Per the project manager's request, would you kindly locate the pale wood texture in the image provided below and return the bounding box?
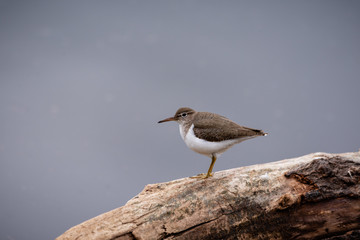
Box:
[57,151,360,240]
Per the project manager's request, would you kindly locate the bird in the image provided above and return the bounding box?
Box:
[158,107,267,178]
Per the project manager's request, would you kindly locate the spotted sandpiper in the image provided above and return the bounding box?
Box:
[158,107,267,179]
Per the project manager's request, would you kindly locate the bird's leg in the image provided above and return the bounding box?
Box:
[205,154,217,178]
[191,154,217,179]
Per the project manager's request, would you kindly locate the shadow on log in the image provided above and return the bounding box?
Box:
[57,151,360,240]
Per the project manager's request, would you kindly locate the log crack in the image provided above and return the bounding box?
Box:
[285,156,360,202]
[163,217,220,239]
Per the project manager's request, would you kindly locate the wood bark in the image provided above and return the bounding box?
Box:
[57,151,360,240]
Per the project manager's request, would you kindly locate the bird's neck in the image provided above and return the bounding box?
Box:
[179,121,193,140]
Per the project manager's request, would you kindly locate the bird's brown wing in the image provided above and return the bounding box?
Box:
[193,112,265,142]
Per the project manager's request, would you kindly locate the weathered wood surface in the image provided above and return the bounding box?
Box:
[57,151,360,240]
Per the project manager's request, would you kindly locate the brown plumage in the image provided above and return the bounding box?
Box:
[192,111,266,142]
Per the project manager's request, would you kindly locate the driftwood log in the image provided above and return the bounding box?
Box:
[57,151,360,240]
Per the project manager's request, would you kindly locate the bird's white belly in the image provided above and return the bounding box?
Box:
[179,124,239,157]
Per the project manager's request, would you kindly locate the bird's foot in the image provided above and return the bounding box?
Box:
[190,173,213,179]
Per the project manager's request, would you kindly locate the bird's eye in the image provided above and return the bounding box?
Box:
[181,113,187,117]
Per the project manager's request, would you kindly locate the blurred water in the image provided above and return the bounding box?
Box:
[0,1,360,239]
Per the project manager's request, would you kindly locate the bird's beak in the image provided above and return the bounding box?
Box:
[158,117,176,123]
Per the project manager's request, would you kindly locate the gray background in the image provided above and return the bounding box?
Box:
[1,1,359,239]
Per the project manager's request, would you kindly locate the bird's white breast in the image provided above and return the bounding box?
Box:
[179,124,240,157]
